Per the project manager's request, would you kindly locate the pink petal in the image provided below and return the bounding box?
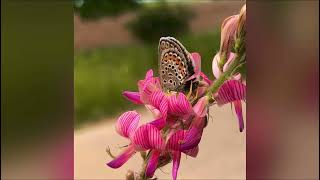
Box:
[168,93,193,117]
[122,91,143,104]
[180,127,202,151]
[200,72,212,85]
[183,146,199,158]
[190,52,201,75]
[212,53,222,79]
[149,91,168,125]
[149,118,166,130]
[145,69,154,79]
[215,80,246,105]
[233,73,242,81]
[222,52,236,72]
[116,111,140,138]
[234,100,244,132]
[166,130,185,151]
[181,117,205,151]
[130,125,150,150]
[193,96,209,117]
[131,124,164,150]
[106,145,136,168]
[172,151,181,180]
[145,150,160,178]
[138,77,161,103]
[147,124,165,150]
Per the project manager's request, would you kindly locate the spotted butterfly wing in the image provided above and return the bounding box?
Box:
[158,37,196,92]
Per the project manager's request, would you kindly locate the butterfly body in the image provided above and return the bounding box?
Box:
[158,37,196,92]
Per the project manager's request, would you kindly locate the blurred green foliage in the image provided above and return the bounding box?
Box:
[127,4,194,43]
[74,31,220,126]
[74,0,140,20]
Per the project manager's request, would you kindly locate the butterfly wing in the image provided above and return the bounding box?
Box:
[158,37,195,92]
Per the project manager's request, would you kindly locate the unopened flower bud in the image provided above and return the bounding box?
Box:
[237,4,246,39]
[220,15,239,58]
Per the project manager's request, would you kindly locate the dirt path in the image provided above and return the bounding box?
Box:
[75,105,246,179]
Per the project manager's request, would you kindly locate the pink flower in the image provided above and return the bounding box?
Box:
[215,80,246,132]
[109,52,214,179]
[107,111,165,169]
[122,69,206,130]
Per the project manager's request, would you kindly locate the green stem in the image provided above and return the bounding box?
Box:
[205,54,246,98]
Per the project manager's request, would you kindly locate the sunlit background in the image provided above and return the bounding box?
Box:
[74,0,246,179]
[74,0,244,126]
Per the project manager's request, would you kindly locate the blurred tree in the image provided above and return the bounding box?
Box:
[127,3,195,43]
[74,0,140,20]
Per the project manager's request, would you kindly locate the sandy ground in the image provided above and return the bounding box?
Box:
[75,104,246,180]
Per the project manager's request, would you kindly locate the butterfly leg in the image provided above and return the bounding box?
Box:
[186,81,193,99]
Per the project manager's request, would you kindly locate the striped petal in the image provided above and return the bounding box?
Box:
[147,124,165,150]
[234,100,244,132]
[122,91,143,105]
[215,80,246,105]
[166,130,186,151]
[168,93,193,117]
[149,91,168,128]
[172,151,181,180]
[106,145,136,169]
[131,124,165,151]
[145,150,161,178]
[115,111,140,138]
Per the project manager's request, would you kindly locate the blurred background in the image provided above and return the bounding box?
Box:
[74,0,244,126]
[74,0,246,179]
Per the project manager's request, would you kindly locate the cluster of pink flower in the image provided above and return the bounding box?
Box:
[107,4,246,180]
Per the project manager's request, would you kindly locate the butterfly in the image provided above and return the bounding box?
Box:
[158,37,198,92]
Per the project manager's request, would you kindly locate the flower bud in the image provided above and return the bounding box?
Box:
[237,4,246,39]
[220,15,239,58]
